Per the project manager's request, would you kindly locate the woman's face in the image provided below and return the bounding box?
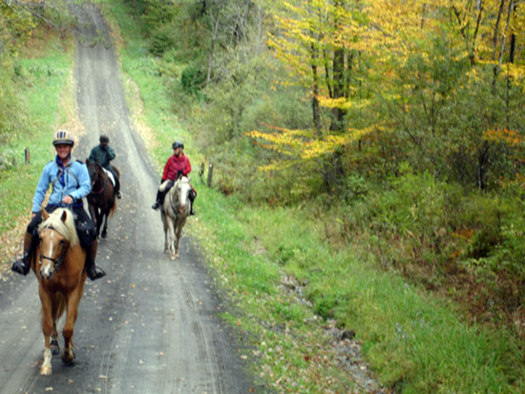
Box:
[55,144,72,161]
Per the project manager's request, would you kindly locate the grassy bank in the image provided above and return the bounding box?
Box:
[103,1,525,393]
[0,28,75,266]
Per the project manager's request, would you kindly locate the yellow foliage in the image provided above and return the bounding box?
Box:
[483,128,525,147]
[247,123,379,170]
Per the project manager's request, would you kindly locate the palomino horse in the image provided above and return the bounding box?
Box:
[86,159,118,238]
[160,174,192,260]
[30,208,90,375]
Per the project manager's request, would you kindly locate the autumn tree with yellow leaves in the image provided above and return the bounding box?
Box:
[250,0,524,190]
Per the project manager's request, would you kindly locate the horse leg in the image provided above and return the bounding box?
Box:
[101,212,108,239]
[168,218,177,260]
[38,287,54,375]
[50,319,60,355]
[97,209,104,238]
[61,291,82,366]
[88,204,97,236]
[175,223,182,258]
[161,213,169,254]
[175,217,187,258]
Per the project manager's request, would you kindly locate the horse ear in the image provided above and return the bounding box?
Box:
[42,208,50,221]
[60,210,68,223]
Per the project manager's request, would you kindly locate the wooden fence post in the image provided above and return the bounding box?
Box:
[207,163,214,188]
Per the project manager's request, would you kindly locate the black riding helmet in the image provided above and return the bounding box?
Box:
[100,135,110,143]
[172,141,184,149]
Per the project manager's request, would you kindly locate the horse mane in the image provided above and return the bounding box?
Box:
[38,208,80,246]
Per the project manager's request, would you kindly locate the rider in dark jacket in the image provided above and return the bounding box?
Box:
[88,135,121,199]
[11,130,106,281]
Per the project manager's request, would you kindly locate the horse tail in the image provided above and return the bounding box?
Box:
[109,199,117,216]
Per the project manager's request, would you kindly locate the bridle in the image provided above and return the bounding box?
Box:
[38,227,69,270]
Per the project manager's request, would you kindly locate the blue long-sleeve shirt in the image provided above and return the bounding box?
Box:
[32,155,92,213]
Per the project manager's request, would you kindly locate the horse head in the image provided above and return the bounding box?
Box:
[86,159,102,191]
[37,209,78,280]
[174,175,192,214]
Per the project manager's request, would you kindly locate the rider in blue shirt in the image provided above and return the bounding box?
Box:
[11,130,106,281]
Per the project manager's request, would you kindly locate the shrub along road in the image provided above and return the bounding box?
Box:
[0,4,255,393]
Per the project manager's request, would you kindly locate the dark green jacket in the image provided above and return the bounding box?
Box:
[88,145,115,169]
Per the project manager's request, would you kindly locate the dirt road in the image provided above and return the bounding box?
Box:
[0,4,256,393]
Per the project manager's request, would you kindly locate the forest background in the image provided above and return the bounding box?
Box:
[1,0,524,392]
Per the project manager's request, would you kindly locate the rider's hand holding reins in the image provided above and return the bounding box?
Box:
[62,195,73,205]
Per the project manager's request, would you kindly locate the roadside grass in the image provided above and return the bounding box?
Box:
[196,196,524,392]
[101,2,525,392]
[0,32,74,237]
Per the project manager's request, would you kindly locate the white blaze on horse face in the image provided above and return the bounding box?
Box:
[178,182,191,211]
[40,232,54,277]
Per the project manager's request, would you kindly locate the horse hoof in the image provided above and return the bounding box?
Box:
[50,340,60,355]
[170,255,176,261]
[101,232,107,239]
[40,366,52,375]
[61,349,75,366]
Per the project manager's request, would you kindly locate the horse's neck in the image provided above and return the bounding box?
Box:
[94,171,106,189]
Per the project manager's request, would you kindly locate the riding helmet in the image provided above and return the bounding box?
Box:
[52,130,75,146]
[100,135,110,143]
[172,141,184,149]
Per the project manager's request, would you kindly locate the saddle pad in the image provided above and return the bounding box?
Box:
[102,168,116,187]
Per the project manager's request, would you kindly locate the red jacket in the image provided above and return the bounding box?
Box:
[162,154,191,181]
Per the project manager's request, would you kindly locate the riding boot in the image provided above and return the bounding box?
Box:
[152,189,166,210]
[12,232,38,276]
[115,178,122,199]
[189,190,196,216]
[85,246,106,281]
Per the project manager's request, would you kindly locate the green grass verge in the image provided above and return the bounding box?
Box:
[0,36,73,234]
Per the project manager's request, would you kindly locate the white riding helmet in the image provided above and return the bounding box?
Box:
[53,130,75,146]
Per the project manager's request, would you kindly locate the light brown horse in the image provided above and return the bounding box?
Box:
[30,208,90,375]
[160,174,192,260]
[86,159,118,238]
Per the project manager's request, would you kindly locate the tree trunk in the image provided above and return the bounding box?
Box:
[492,0,506,61]
[206,0,223,88]
[310,42,322,138]
[330,47,347,133]
[493,0,515,83]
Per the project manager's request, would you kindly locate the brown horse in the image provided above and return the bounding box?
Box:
[86,159,118,238]
[29,208,90,375]
[160,174,192,260]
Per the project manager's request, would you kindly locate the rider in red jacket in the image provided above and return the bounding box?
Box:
[152,141,196,214]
